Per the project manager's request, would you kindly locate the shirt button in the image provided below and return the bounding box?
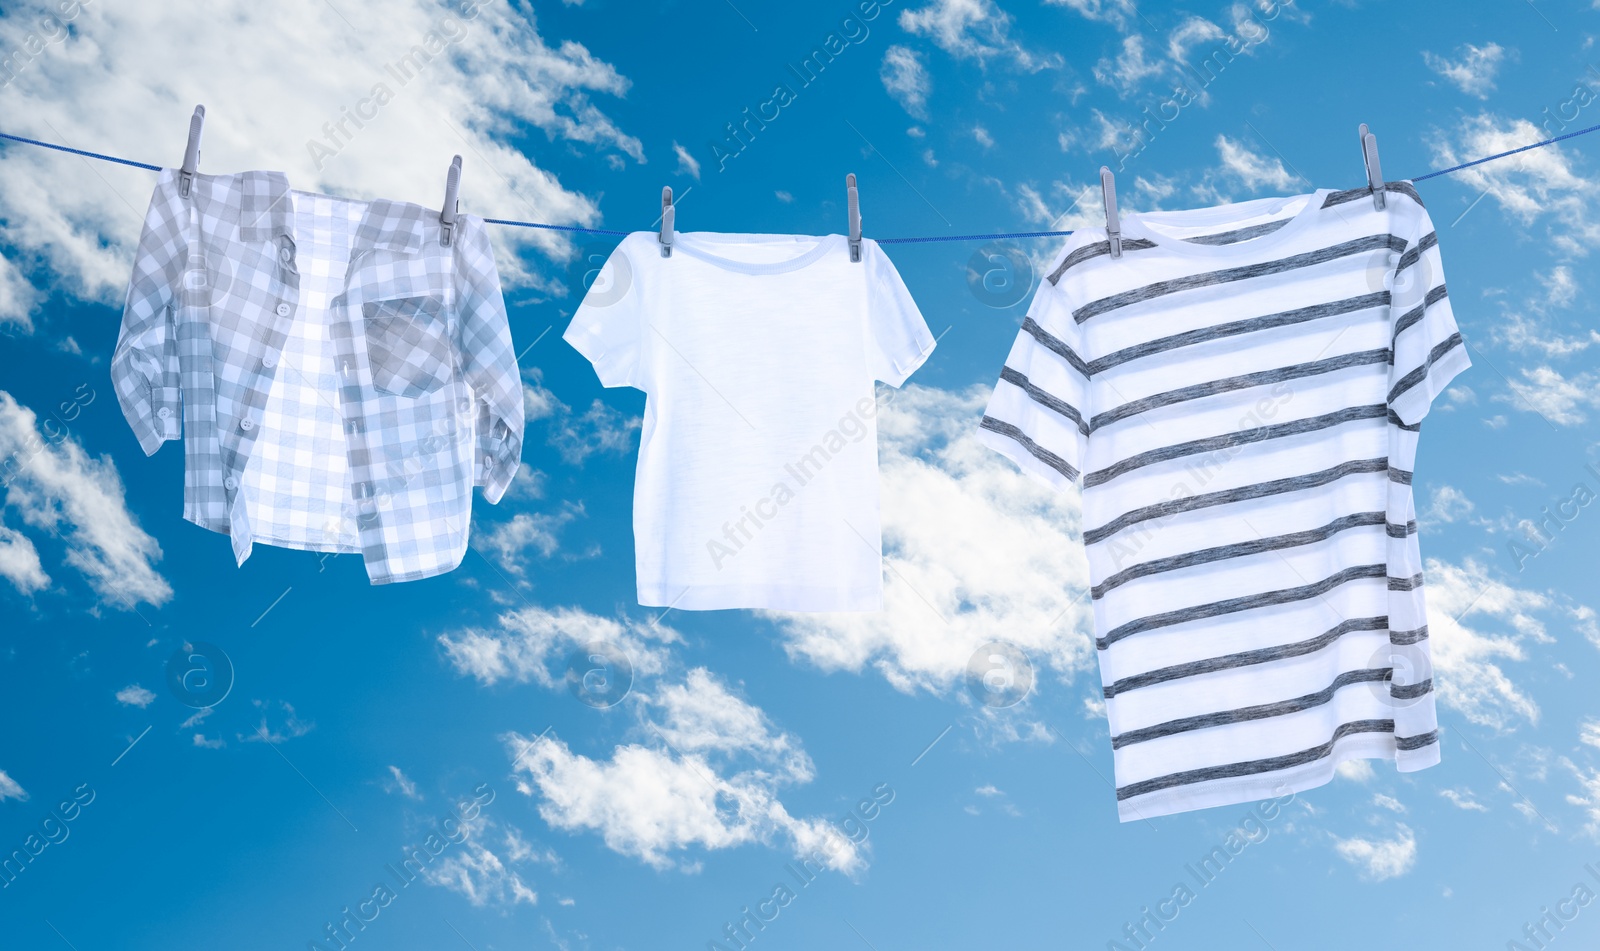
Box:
[224,476,238,490]
[275,302,291,317]
[262,354,277,369]
[483,455,493,468]
[240,418,255,432]
[279,247,293,263]
[156,407,172,420]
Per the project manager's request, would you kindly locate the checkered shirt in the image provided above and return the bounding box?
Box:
[111,168,523,584]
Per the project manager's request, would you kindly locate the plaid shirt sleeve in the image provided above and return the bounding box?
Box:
[112,173,188,455]
[455,215,523,503]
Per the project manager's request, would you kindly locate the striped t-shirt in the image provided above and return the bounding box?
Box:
[979,183,1469,821]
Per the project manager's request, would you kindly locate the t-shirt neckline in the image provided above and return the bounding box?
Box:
[669,232,845,274]
[1120,188,1332,259]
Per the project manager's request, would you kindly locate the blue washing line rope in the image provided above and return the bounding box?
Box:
[6,120,1600,243]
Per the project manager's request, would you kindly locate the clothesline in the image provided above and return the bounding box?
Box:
[4,119,1599,244]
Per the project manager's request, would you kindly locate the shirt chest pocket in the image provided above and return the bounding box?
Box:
[362,295,454,398]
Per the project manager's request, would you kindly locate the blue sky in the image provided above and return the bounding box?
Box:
[2,0,1600,948]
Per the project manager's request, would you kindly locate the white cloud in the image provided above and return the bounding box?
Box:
[1428,113,1600,255]
[1493,267,1598,357]
[1092,34,1164,94]
[1439,787,1489,812]
[1497,365,1600,426]
[0,254,38,333]
[1423,485,1475,527]
[672,141,701,181]
[647,668,814,783]
[898,0,1057,71]
[1334,825,1417,880]
[1582,719,1600,749]
[0,391,171,610]
[525,376,640,464]
[503,731,860,874]
[1373,793,1406,813]
[880,45,930,120]
[477,504,584,576]
[1563,757,1600,838]
[1423,557,1551,729]
[423,814,539,908]
[495,658,862,874]
[0,1,643,330]
[115,684,156,708]
[1044,0,1135,30]
[1165,15,1226,64]
[0,523,48,595]
[1214,134,1298,192]
[767,384,1094,698]
[1422,43,1506,99]
[386,765,422,800]
[972,125,995,149]
[438,604,678,690]
[0,769,26,802]
[240,700,315,744]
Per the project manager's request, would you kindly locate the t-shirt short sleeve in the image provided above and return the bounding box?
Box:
[864,240,936,387]
[978,245,1092,492]
[564,234,645,389]
[1388,194,1470,426]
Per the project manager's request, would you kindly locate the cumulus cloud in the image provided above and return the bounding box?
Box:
[1497,365,1600,426]
[767,384,1094,699]
[1423,558,1552,730]
[1044,0,1135,30]
[0,523,49,595]
[524,375,640,464]
[476,504,584,576]
[502,676,859,875]
[1422,42,1507,99]
[0,0,643,329]
[1422,485,1475,528]
[1428,113,1600,255]
[1092,34,1165,94]
[1333,825,1417,880]
[438,604,679,690]
[880,45,930,119]
[0,391,170,610]
[898,0,1058,71]
[115,684,156,708]
[1214,134,1299,192]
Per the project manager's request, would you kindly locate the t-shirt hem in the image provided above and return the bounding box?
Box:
[974,425,1076,494]
[878,334,937,388]
[1115,730,1440,822]
[1392,342,1471,426]
[639,582,884,613]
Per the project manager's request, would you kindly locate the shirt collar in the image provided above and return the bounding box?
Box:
[217,172,427,254]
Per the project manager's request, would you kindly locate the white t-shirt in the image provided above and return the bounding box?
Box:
[565,232,935,611]
[979,183,1468,820]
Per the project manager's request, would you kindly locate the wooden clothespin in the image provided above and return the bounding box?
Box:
[846,173,862,262]
[440,155,462,247]
[1359,123,1385,211]
[659,186,674,257]
[1101,166,1121,258]
[178,105,205,199]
